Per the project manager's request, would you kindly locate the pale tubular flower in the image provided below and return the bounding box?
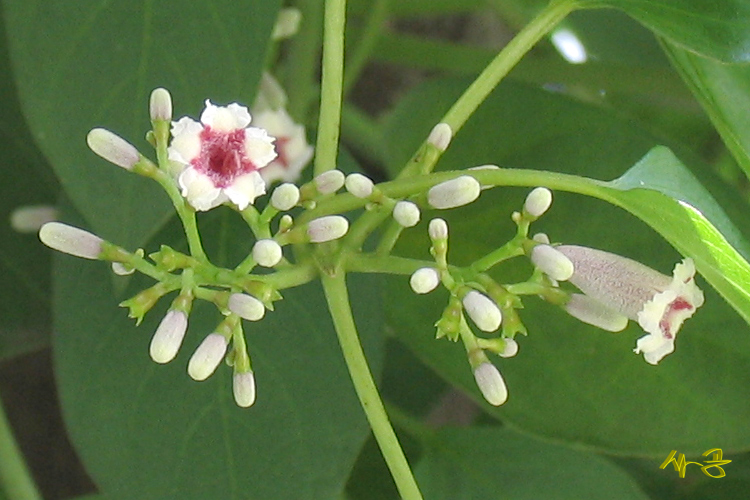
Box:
[462,290,502,332]
[564,293,628,332]
[556,245,704,364]
[393,201,420,228]
[410,267,440,294]
[11,205,58,233]
[270,183,300,211]
[168,100,277,211]
[314,169,345,195]
[307,215,349,243]
[252,239,283,267]
[345,173,374,199]
[233,370,257,407]
[531,244,574,281]
[524,187,552,218]
[473,362,508,406]
[188,333,229,381]
[87,128,140,170]
[150,310,189,364]
[427,123,452,152]
[253,108,314,184]
[149,88,172,121]
[228,293,265,321]
[39,222,103,259]
[428,176,481,209]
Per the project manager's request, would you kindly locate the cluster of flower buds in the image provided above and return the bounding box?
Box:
[407,184,705,407]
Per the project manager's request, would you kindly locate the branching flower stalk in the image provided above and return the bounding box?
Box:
[32,2,707,500]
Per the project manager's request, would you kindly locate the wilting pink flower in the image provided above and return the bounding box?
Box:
[557,245,704,365]
[168,100,277,211]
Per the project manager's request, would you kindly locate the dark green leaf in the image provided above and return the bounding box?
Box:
[585,0,750,63]
[664,40,750,181]
[3,0,281,249]
[0,16,57,359]
[416,427,649,499]
[54,211,384,499]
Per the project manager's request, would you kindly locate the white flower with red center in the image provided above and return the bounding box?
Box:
[556,245,704,365]
[168,100,277,211]
[252,108,314,184]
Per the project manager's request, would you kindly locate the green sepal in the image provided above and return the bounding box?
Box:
[149,245,197,272]
[119,282,175,325]
[435,295,462,342]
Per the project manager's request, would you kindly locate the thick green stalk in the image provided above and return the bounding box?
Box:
[0,399,43,500]
[321,272,423,500]
[314,0,347,176]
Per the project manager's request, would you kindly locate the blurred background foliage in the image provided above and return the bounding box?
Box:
[1,0,750,498]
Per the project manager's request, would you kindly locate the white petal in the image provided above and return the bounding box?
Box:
[179,167,224,211]
[168,117,203,164]
[243,127,278,167]
[222,171,266,210]
[200,100,251,131]
[634,332,675,365]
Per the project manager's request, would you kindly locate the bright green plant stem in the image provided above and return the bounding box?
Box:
[321,272,424,500]
[0,398,43,500]
[314,0,347,176]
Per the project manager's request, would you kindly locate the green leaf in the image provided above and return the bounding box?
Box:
[384,77,750,455]
[2,0,281,249]
[664,40,750,180]
[416,427,649,499]
[53,211,384,499]
[584,0,750,63]
[0,17,57,359]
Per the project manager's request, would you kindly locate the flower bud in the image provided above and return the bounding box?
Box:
[188,333,229,381]
[462,290,502,332]
[473,362,508,406]
[564,293,628,332]
[345,173,374,199]
[252,239,283,267]
[428,176,481,209]
[499,338,519,358]
[39,222,103,259]
[393,201,420,227]
[272,7,302,40]
[10,205,58,233]
[524,187,552,217]
[271,183,300,211]
[410,268,440,294]
[428,218,448,241]
[307,216,349,243]
[233,370,257,407]
[532,232,550,244]
[86,128,140,170]
[149,88,172,121]
[150,310,188,364]
[228,293,265,321]
[112,262,135,276]
[314,169,345,194]
[427,123,452,152]
[531,244,574,281]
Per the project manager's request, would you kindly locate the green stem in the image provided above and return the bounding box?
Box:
[314,0,347,176]
[400,0,576,177]
[321,272,423,500]
[0,398,43,500]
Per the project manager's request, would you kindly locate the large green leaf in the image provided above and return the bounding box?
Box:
[0,16,57,358]
[2,0,281,249]
[416,427,649,499]
[384,77,750,455]
[664,40,750,181]
[54,211,384,499]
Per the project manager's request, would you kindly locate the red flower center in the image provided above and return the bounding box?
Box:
[659,297,693,339]
[193,127,258,187]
